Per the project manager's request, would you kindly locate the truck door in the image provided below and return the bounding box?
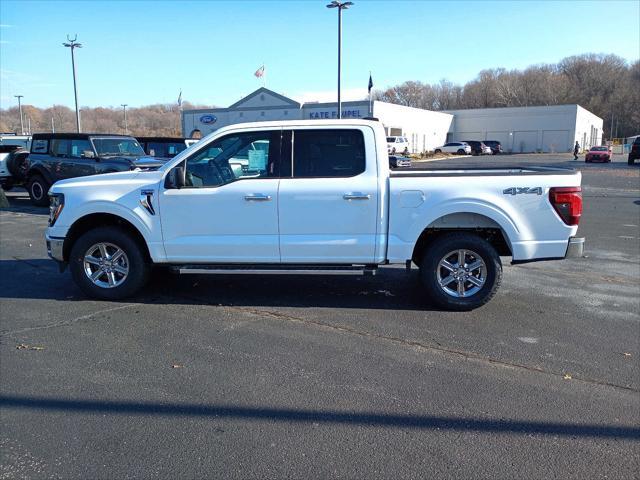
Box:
[159,129,283,263]
[278,127,380,263]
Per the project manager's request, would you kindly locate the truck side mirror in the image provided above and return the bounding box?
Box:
[165,165,186,189]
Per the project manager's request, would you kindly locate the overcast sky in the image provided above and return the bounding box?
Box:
[1,0,638,109]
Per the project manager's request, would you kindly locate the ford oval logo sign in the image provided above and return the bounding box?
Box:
[200,114,217,124]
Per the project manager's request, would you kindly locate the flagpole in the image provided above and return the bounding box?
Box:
[263,62,266,88]
[369,71,372,116]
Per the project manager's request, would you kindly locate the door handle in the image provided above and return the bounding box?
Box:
[343,192,371,200]
[244,194,272,201]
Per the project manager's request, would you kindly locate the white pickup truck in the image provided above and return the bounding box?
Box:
[45,119,584,310]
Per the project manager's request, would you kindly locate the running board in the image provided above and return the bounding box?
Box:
[171,264,378,276]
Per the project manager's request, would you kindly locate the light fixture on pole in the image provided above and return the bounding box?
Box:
[121,104,128,134]
[326,0,354,119]
[14,95,24,134]
[63,35,82,133]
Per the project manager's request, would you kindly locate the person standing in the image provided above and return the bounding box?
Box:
[573,141,580,160]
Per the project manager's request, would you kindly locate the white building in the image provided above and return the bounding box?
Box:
[182,89,603,154]
[445,105,603,153]
[182,88,453,154]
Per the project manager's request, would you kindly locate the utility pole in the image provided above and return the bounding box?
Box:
[326,1,354,119]
[121,104,128,134]
[63,35,82,133]
[14,95,24,134]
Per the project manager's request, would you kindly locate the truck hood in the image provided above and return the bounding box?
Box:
[101,155,166,169]
[50,169,164,192]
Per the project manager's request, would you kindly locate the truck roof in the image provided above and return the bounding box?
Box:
[31,133,136,140]
[136,136,187,142]
[212,119,381,131]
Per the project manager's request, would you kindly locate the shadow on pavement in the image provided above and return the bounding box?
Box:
[0,259,437,312]
[1,394,638,440]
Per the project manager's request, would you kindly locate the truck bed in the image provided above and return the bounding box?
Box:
[390,165,578,177]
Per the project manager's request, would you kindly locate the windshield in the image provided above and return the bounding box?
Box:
[146,142,187,158]
[91,137,146,157]
[591,146,608,151]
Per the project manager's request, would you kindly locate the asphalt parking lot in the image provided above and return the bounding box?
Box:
[1,153,638,479]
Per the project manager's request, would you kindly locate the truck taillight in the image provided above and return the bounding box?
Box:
[549,187,582,226]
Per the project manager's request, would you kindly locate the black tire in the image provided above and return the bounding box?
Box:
[629,156,634,165]
[419,233,502,311]
[456,149,465,154]
[6,150,29,180]
[69,226,150,300]
[434,149,442,154]
[27,174,50,206]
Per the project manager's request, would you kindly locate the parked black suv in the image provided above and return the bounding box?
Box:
[25,133,164,206]
[462,140,489,156]
[136,137,191,159]
[628,137,640,165]
[483,140,503,154]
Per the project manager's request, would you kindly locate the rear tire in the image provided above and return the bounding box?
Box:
[419,233,502,311]
[629,156,634,165]
[27,175,50,206]
[434,149,442,154]
[69,226,150,300]
[456,149,465,154]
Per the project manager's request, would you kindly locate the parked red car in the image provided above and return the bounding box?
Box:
[585,146,611,163]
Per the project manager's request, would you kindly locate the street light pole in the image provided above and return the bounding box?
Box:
[121,104,128,134]
[63,35,83,133]
[14,95,24,134]
[326,1,354,119]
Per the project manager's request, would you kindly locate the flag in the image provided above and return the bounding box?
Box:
[368,73,373,94]
[177,90,182,107]
[254,65,265,78]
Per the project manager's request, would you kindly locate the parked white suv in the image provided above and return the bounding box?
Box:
[434,142,472,155]
[387,136,410,155]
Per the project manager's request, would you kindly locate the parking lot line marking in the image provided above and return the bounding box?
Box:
[618,236,636,239]
[622,224,638,227]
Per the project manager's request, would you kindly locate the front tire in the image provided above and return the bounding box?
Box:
[434,149,442,154]
[27,175,50,206]
[419,233,502,311]
[456,149,465,154]
[69,227,150,300]
[629,156,635,165]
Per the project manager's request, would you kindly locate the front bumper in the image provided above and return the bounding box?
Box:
[46,235,65,262]
[565,237,585,258]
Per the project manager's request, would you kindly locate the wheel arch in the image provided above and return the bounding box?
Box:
[26,165,54,185]
[411,212,513,265]
[63,212,152,263]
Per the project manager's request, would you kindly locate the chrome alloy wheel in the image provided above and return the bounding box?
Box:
[436,249,486,298]
[83,242,129,289]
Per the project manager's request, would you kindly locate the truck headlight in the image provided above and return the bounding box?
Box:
[48,193,64,226]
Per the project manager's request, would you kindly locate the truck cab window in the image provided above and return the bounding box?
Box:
[292,129,365,178]
[183,130,280,188]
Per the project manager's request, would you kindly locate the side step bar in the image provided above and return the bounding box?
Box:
[171,264,378,276]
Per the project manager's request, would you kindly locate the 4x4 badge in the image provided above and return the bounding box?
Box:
[503,187,542,196]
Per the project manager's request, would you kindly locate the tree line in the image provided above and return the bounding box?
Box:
[0,101,212,137]
[374,53,639,139]
[1,53,638,139]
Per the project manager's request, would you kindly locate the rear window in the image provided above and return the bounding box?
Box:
[293,129,365,178]
[31,139,49,153]
[591,146,608,151]
[386,137,396,143]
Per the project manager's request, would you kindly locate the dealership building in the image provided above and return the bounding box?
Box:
[182,88,602,153]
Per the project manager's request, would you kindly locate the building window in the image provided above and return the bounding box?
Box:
[239,112,243,117]
[261,111,265,116]
[284,111,288,116]
[260,94,265,101]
